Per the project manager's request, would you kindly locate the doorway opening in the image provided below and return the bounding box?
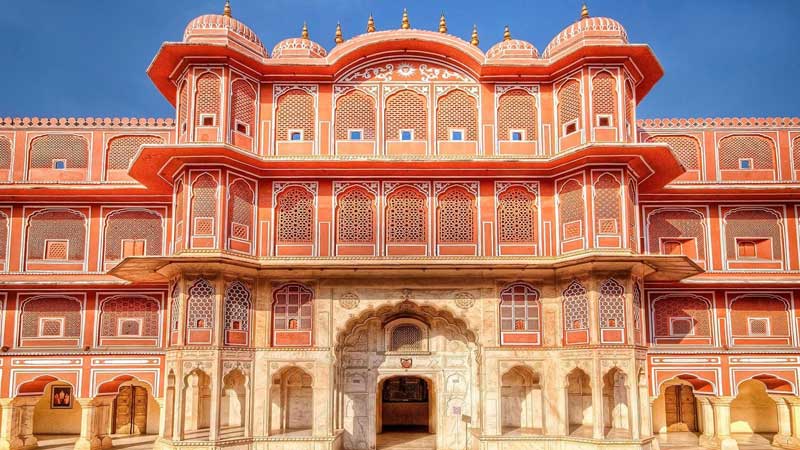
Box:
[378,376,433,434]
[664,384,697,432]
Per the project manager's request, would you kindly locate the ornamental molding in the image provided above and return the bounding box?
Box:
[638,117,800,129]
[273,181,318,196]
[383,181,430,196]
[273,84,318,101]
[494,84,539,97]
[435,85,479,99]
[434,181,479,196]
[382,84,429,98]
[340,62,475,83]
[333,181,380,197]
[338,292,360,310]
[495,181,539,197]
[453,292,475,310]
[333,84,378,100]
[0,117,174,128]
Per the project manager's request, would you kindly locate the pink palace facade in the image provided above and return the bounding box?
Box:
[0,3,799,450]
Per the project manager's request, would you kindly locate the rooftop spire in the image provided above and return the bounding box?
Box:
[223,0,231,17]
[470,24,479,46]
[367,14,375,33]
[580,3,589,19]
[439,13,447,33]
[503,25,511,41]
[301,22,309,39]
[335,22,344,44]
[401,8,410,29]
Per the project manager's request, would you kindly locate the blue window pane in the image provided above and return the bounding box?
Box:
[401,130,413,141]
[349,130,362,140]
[451,130,463,141]
[511,131,523,141]
[290,132,302,141]
[53,160,66,170]
[740,160,752,169]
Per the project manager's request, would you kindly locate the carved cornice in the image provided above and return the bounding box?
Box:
[638,117,800,129]
[0,117,174,128]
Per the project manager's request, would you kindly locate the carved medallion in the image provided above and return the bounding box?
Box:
[339,292,360,310]
[400,358,413,369]
[454,292,476,310]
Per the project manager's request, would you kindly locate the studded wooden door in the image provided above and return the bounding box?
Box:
[664,385,696,432]
[114,386,148,434]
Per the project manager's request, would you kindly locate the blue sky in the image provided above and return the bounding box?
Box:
[1,0,798,119]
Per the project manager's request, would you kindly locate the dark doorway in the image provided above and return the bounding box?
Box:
[379,377,431,433]
[664,385,697,432]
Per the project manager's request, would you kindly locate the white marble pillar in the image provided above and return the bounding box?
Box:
[0,399,14,450]
[696,396,715,447]
[769,396,793,449]
[16,398,38,450]
[73,398,100,450]
[787,396,800,449]
[592,363,605,439]
[709,396,738,450]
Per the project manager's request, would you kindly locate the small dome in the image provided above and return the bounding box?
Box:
[542,16,628,59]
[183,14,267,58]
[272,37,328,59]
[487,39,539,59]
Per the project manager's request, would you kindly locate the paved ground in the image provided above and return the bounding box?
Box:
[36,434,156,450]
[377,432,436,449]
[656,431,779,449]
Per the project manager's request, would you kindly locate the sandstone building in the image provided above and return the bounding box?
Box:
[0,3,798,450]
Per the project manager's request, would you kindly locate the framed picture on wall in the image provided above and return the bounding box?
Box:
[51,386,72,409]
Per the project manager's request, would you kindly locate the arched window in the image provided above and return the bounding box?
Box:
[336,188,375,244]
[186,279,214,331]
[99,296,159,340]
[105,135,164,179]
[632,282,642,344]
[28,134,88,181]
[497,89,537,142]
[593,173,621,239]
[391,325,423,352]
[599,279,625,329]
[646,135,701,179]
[194,73,221,129]
[558,80,581,136]
[591,72,617,127]
[230,79,256,140]
[718,135,775,171]
[627,179,638,251]
[558,178,585,249]
[275,89,315,142]
[645,208,706,263]
[227,179,255,252]
[26,209,86,267]
[499,283,540,345]
[224,281,251,345]
[335,90,376,141]
[178,80,189,139]
[191,174,217,240]
[729,295,790,343]
[0,136,12,173]
[723,208,783,265]
[793,136,800,174]
[170,283,180,332]
[273,284,313,346]
[652,295,712,341]
[174,179,186,251]
[275,186,314,244]
[563,280,589,331]
[497,186,537,247]
[385,90,427,141]
[386,187,426,244]
[624,80,635,140]
[103,209,163,267]
[0,211,8,268]
[436,89,478,142]
[437,187,476,244]
[20,296,82,345]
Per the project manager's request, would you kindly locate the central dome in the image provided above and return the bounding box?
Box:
[487,39,540,60]
[542,13,628,59]
[183,13,267,59]
[272,37,328,59]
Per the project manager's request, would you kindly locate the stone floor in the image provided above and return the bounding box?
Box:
[657,431,780,449]
[36,434,157,450]
[376,431,436,449]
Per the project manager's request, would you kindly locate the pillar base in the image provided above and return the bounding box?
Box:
[720,437,739,450]
[698,434,718,448]
[100,436,112,450]
[777,436,800,450]
[73,437,101,450]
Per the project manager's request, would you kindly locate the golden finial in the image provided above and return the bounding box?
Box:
[580,3,589,19]
[335,22,344,44]
[223,0,231,17]
[301,22,309,39]
[367,14,375,33]
[438,13,447,34]
[503,25,511,41]
[401,8,410,30]
[470,24,479,46]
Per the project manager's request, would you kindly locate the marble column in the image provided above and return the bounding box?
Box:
[0,399,15,450]
[769,395,793,448]
[696,396,716,447]
[628,377,641,439]
[787,396,800,449]
[16,397,38,450]
[709,396,738,450]
[591,363,605,439]
[155,397,168,439]
[73,398,100,450]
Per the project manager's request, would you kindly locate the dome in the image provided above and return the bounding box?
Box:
[542,16,628,59]
[183,14,267,59]
[272,37,328,59]
[486,39,539,60]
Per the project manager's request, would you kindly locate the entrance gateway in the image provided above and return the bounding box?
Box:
[339,301,476,450]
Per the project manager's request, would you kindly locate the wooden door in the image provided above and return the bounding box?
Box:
[664,385,696,432]
[114,386,148,434]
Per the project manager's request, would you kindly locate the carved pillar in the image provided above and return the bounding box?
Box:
[591,361,605,439]
[787,396,800,448]
[709,396,738,450]
[313,363,332,437]
[94,398,113,450]
[16,398,38,450]
[73,398,100,450]
[769,396,793,448]
[551,376,568,437]
[696,396,715,447]
[0,399,14,450]
[628,374,641,439]
[155,397,168,439]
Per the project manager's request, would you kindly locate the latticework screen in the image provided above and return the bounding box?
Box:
[29,134,88,169]
[224,281,251,331]
[718,135,775,170]
[497,187,537,243]
[174,180,185,247]
[276,187,314,244]
[0,212,7,262]
[21,297,81,338]
[730,297,788,336]
[230,79,256,137]
[104,209,163,261]
[598,279,625,329]
[191,175,217,236]
[0,136,10,169]
[558,179,584,240]
[228,179,254,242]
[591,72,616,123]
[724,208,782,260]
[335,91,376,140]
[558,80,581,132]
[563,280,589,330]
[178,80,189,137]
[27,210,85,261]
[647,135,701,171]
[106,135,164,171]
[336,188,375,243]
[436,90,478,141]
[187,279,214,329]
[594,174,621,235]
[385,90,427,140]
[276,89,315,141]
[391,325,423,351]
[437,188,475,244]
[194,73,221,127]
[646,209,705,258]
[497,90,537,141]
[653,297,710,337]
[100,296,159,337]
[386,187,426,243]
